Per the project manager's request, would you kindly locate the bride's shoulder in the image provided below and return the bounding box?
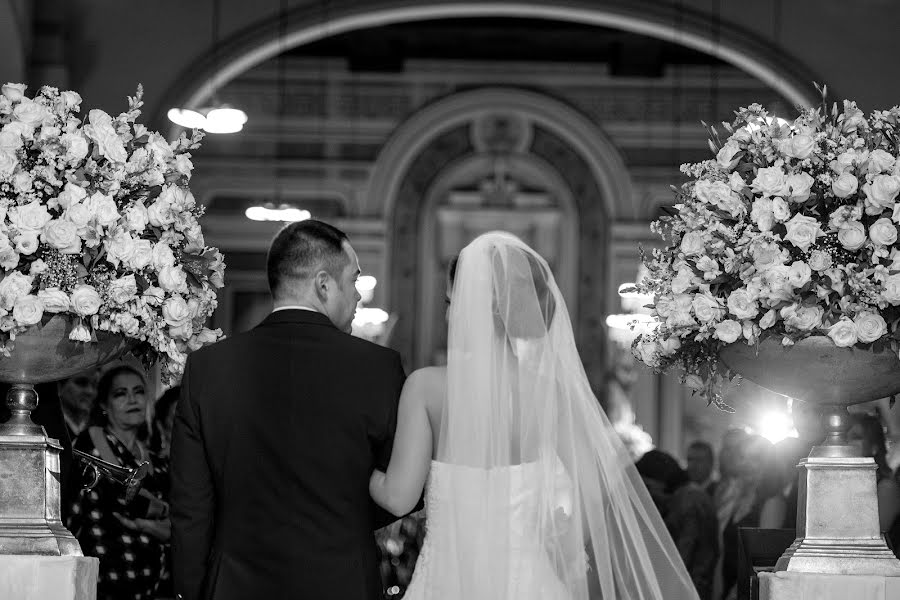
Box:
[405,365,447,391]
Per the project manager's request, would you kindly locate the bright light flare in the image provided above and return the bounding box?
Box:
[757,410,796,444]
[244,206,311,222]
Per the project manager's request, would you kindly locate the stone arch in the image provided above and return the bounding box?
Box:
[379,87,618,382]
[155,0,819,128]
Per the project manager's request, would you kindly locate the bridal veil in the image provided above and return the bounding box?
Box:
[439,231,699,599]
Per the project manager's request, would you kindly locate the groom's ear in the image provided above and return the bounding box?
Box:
[313,269,332,300]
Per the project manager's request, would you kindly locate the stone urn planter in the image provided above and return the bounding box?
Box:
[0,314,131,556]
[720,336,900,576]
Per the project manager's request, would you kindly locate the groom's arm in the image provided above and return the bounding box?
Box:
[170,360,216,600]
[372,353,412,529]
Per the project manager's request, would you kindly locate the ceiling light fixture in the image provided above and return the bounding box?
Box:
[245,205,311,222]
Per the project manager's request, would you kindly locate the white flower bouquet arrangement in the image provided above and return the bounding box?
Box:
[631,86,900,408]
[0,83,224,383]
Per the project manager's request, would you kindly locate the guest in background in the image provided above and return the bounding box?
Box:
[67,365,171,600]
[58,370,99,441]
[720,435,785,600]
[637,449,719,600]
[847,413,900,555]
[687,440,718,497]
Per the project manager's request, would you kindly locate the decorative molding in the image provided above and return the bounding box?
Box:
[156,0,820,131]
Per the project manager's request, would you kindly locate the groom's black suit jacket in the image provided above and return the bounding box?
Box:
[170,309,406,600]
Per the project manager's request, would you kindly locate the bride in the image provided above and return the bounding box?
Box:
[369,232,699,599]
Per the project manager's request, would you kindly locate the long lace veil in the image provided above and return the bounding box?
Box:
[438,231,699,599]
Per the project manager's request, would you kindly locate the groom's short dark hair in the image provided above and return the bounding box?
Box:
[267,219,349,297]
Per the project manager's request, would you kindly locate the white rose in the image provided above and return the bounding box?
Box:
[695,256,720,281]
[854,311,887,344]
[785,134,816,160]
[60,133,89,163]
[881,274,900,305]
[2,121,33,141]
[671,267,699,294]
[772,197,791,222]
[863,175,900,214]
[85,192,120,227]
[716,141,741,169]
[838,221,867,250]
[832,151,856,174]
[142,286,164,306]
[124,202,149,233]
[158,265,187,292]
[759,309,778,329]
[0,130,22,151]
[729,172,746,192]
[104,231,136,267]
[828,318,858,347]
[174,154,194,176]
[783,214,822,251]
[752,166,789,197]
[147,197,175,227]
[786,172,814,203]
[832,172,859,199]
[68,323,91,342]
[714,320,742,344]
[128,239,152,270]
[0,248,19,270]
[869,217,898,246]
[781,304,822,331]
[151,242,176,270]
[41,220,81,254]
[12,294,43,326]
[114,313,141,336]
[29,259,47,275]
[170,321,193,341]
[732,127,752,143]
[14,231,38,255]
[107,275,138,306]
[680,231,706,255]
[658,336,681,355]
[635,339,660,367]
[0,150,16,178]
[13,99,48,127]
[788,261,812,288]
[727,289,759,320]
[38,125,60,142]
[750,197,775,231]
[868,149,896,174]
[12,171,32,194]
[692,293,723,323]
[56,182,87,209]
[58,91,81,110]
[0,271,33,310]
[162,294,191,327]
[70,284,101,316]
[7,201,51,232]
[1,83,27,102]
[187,327,219,352]
[87,124,127,163]
[37,288,69,313]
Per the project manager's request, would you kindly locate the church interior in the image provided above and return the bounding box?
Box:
[5,1,900,598]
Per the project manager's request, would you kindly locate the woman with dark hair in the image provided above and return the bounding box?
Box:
[848,413,900,556]
[67,364,172,600]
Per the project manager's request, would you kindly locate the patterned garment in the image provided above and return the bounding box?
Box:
[67,428,171,600]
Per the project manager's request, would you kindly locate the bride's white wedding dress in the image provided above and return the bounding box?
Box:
[397,232,699,600]
[402,460,573,600]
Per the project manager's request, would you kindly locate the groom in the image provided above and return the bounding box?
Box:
[170,220,406,600]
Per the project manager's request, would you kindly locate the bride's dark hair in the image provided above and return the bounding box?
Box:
[448,245,557,333]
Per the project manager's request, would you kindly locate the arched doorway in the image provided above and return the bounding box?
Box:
[367,87,630,385]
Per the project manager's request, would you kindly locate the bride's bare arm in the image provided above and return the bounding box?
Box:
[369,368,435,516]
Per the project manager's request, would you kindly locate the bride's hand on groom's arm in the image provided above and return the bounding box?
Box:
[369,369,435,517]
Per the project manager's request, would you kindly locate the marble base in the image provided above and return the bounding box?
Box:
[0,555,98,600]
[760,571,900,600]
